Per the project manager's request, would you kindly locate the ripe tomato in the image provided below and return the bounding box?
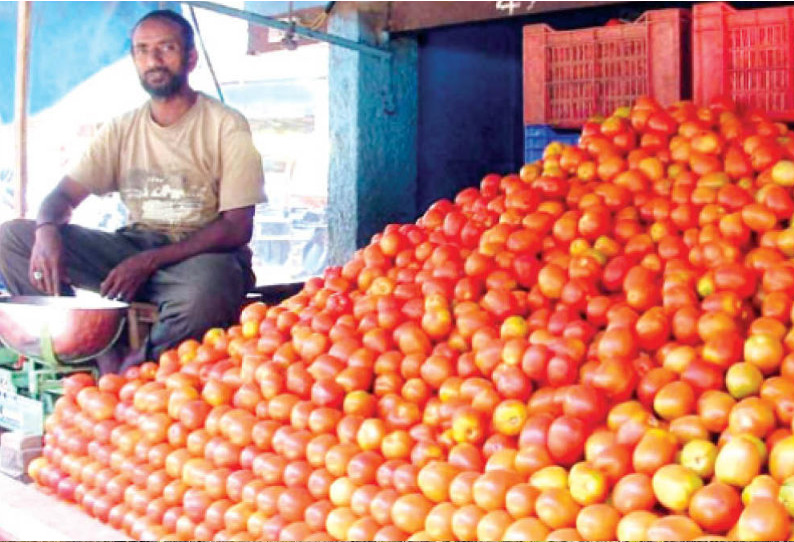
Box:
[735,498,791,540]
[688,482,742,533]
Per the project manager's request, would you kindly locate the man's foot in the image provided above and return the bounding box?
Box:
[93,343,146,376]
[118,348,146,374]
[94,346,125,375]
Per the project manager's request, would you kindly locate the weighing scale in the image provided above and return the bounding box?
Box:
[0,296,128,434]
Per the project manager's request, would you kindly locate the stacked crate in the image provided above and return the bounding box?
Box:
[693,2,794,123]
[522,8,690,162]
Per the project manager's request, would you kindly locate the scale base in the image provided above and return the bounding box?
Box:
[0,348,97,434]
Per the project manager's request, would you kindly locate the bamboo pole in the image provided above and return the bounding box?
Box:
[14,1,31,218]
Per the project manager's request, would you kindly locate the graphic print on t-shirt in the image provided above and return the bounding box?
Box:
[123,168,216,231]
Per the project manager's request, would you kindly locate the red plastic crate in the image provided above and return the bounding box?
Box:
[523,9,690,128]
[693,2,794,122]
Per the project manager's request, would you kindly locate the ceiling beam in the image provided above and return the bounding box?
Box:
[381,1,625,32]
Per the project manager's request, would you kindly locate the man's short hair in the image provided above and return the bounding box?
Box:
[132,9,195,52]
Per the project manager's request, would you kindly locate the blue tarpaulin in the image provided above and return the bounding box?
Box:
[0,1,160,123]
[0,3,17,124]
[0,1,338,123]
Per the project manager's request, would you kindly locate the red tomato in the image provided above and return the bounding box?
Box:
[547,415,588,467]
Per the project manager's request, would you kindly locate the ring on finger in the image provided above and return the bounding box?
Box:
[32,270,43,281]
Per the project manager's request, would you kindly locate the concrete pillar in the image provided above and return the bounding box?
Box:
[327,4,418,266]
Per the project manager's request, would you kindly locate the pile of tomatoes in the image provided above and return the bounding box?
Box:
[27,96,794,541]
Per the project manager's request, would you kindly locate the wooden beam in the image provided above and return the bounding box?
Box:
[384,1,624,32]
[14,1,31,219]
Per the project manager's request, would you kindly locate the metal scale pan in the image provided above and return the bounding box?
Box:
[0,296,128,433]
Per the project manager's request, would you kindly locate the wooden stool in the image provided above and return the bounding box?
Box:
[123,283,304,352]
[127,302,158,351]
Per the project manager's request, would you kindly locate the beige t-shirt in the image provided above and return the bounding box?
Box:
[68,93,265,240]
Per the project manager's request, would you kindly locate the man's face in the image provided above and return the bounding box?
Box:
[131,18,195,99]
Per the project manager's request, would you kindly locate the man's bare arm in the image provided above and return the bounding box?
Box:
[152,206,255,266]
[36,176,90,227]
[29,177,90,293]
[100,206,256,300]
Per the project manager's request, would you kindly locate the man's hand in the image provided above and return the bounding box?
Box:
[100,250,160,301]
[29,225,67,295]
[28,177,90,295]
[97,207,255,301]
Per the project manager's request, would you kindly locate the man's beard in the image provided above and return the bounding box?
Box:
[140,67,188,99]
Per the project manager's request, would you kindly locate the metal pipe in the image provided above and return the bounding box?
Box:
[188,5,225,103]
[185,0,391,60]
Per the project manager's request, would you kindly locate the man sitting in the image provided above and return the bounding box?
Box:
[0,9,265,372]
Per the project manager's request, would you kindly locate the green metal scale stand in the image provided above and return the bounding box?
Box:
[0,331,99,435]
